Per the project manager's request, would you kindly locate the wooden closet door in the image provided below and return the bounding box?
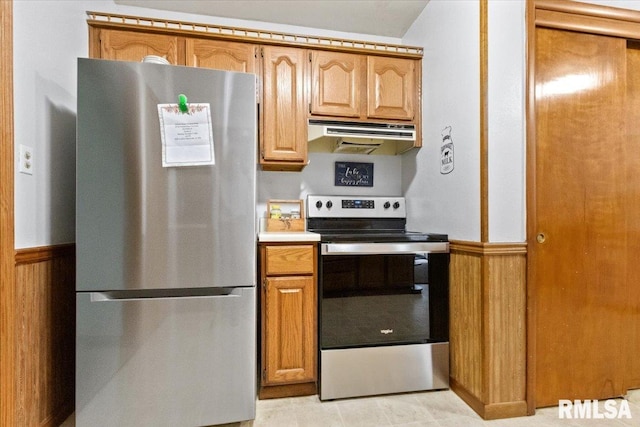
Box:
[534,27,640,407]
[623,42,640,391]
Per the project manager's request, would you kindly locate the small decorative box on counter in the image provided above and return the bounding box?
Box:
[266,199,305,232]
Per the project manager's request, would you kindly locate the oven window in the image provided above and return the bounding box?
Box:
[320,253,447,349]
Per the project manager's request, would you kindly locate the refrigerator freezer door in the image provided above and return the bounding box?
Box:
[75,287,256,426]
[76,59,257,291]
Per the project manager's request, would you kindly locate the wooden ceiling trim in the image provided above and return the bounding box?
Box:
[87,11,424,58]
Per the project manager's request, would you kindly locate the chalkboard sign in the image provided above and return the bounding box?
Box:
[334,162,373,187]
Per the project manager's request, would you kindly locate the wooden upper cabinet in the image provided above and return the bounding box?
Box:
[185,39,256,73]
[260,46,308,169]
[367,56,416,121]
[90,24,422,166]
[310,51,364,118]
[310,51,417,122]
[98,29,182,64]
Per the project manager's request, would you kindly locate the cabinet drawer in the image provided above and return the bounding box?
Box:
[265,245,315,275]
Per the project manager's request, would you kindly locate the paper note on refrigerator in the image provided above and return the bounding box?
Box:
[158,103,215,167]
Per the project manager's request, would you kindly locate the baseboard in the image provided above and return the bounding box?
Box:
[450,377,528,420]
[450,377,486,417]
[483,400,528,420]
[259,382,317,399]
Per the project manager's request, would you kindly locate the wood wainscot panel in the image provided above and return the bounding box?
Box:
[15,244,75,427]
[449,240,528,420]
[449,246,483,399]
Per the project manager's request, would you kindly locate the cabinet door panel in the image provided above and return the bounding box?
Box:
[261,46,307,164]
[311,51,363,117]
[367,56,415,120]
[264,276,316,384]
[265,245,314,275]
[99,29,181,64]
[186,39,255,73]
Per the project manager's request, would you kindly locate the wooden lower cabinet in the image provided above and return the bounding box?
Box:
[259,243,317,398]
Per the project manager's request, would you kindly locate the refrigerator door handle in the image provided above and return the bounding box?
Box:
[90,288,244,302]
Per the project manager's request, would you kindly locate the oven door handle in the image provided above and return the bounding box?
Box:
[321,242,449,255]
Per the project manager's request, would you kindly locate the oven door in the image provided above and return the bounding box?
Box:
[319,242,450,351]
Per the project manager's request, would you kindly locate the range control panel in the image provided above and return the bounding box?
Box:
[307,195,406,219]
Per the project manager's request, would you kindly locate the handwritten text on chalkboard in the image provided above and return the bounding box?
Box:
[335,162,374,187]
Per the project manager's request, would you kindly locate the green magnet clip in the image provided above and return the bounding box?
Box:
[178,94,188,113]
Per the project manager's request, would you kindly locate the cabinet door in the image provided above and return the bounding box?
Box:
[263,275,316,385]
[261,46,307,166]
[185,39,256,73]
[367,56,415,120]
[310,51,363,118]
[99,29,181,64]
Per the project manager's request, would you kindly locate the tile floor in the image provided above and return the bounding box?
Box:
[63,388,640,426]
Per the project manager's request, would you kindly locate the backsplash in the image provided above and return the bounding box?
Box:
[256,152,403,220]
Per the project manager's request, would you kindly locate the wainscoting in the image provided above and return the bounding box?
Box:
[10,239,526,424]
[449,240,528,420]
[15,244,75,427]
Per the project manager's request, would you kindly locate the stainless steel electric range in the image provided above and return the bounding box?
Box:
[307,195,450,400]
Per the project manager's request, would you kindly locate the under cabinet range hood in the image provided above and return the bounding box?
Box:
[308,119,417,155]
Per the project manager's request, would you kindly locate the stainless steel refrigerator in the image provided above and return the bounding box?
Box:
[75,58,257,426]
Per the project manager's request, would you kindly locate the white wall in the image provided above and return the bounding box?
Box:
[402,0,481,240]
[13,0,402,248]
[487,0,526,242]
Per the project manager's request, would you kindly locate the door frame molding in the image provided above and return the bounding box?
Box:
[526,0,640,413]
[0,1,15,425]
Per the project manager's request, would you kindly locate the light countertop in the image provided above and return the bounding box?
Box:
[257,231,320,243]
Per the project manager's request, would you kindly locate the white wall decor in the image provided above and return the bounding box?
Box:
[440,126,454,175]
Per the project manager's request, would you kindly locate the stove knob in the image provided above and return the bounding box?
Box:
[383,201,391,209]
[315,200,323,209]
[326,200,333,209]
[393,201,401,209]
